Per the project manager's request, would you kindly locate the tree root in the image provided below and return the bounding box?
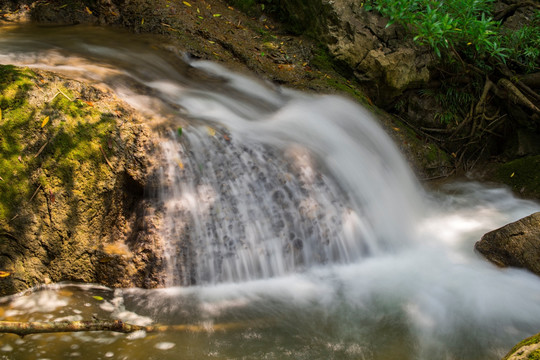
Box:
[498,78,540,114]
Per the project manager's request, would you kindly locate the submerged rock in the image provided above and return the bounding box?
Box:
[475,212,540,276]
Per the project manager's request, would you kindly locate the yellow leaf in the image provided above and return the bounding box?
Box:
[0,108,2,120]
[510,172,515,178]
[177,160,184,169]
[141,18,144,25]
[451,152,457,158]
[213,13,221,17]
[41,116,50,128]
[85,6,92,15]
[183,1,192,6]
[197,7,200,13]
[0,271,10,278]
[206,126,216,136]
[393,127,400,132]
[93,296,104,301]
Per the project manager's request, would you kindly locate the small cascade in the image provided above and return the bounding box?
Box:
[159,127,376,285]
[157,91,423,285]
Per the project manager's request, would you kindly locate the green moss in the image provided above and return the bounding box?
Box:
[503,333,540,360]
[529,349,540,360]
[497,156,540,198]
[0,66,37,221]
[0,65,117,223]
[324,76,370,106]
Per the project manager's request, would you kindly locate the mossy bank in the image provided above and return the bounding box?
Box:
[0,65,165,296]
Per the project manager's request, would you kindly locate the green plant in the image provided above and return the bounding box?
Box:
[501,10,540,73]
[364,0,507,62]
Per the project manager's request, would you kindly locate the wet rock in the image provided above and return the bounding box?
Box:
[475,212,540,276]
[277,0,432,103]
[502,332,540,360]
[0,67,164,296]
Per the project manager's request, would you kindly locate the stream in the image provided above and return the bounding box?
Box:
[1,24,540,360]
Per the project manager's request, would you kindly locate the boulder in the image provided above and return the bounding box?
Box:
[277,0,433,103]
[0,66,165,296]
[475,212,540,276]
[502,332,540,360]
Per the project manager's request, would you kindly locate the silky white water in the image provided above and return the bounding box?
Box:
[0,25,540,359]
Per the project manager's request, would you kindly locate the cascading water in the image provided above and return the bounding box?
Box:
[156,67,423,285]
[1,25,540,360]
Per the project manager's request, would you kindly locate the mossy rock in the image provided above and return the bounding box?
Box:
[0,65,164,295]
[496,156,540,199]
[503,332,540,360]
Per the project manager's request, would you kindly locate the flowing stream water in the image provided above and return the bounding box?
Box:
[1,24,540,360]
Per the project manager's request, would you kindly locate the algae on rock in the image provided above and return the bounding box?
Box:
[0,65,164,296]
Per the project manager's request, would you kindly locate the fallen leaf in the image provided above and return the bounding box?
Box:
[59,4,68,8]
[0,176,4,181]
[223,134,231,141]
[177,127,183,137]
[0,108,2,120]
[85,6,92,15]
[0,271,11,278]
[110,10,118,16]
[141,18,144,25]
[83,100,94,107]
[510,172,515,178]
[213,13,221,17]
[98,257,115,263]
[206,126,216,136]
[177,160,184,169]
[393,127,401,132]
[41,115,50,128]
[183,1,192,6]
[92,296,104,301]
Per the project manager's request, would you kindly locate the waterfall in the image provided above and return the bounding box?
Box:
[155,61,423,285]
[0,25,423,285]
[3,25,540,360]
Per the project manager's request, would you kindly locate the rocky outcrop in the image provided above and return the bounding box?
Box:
[276,0,432,103]
[503,332,540,360]
[475,212,540,276]
[0,66,165,296]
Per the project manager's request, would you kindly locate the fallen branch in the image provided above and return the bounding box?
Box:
[0,320,145,336]
[0,319,256,337]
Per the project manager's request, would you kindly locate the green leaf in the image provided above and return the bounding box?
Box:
[177,127,183,137]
